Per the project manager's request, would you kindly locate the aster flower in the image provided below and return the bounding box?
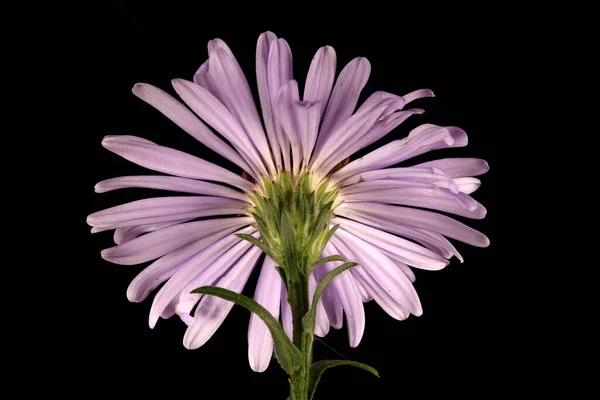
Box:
[88,31,489,398]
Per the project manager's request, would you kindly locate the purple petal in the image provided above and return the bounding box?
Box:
[334,218,448,270]
[339,186,486,219]
[403,89,435,104]
[321,243,365,347]
[309,273,330,337]
[415,158,490,178]
[338,202,490,247]
[256,32,282,169]
[131,83,251,172]
[333,124,468,182]
[388,256,416,283]
[334,206,463,262]
[148,228,253,327]
[303,46,336,121]
[101,135,253,191]
[313,97,397,173]
[280,286,293,339]
[113,219,192,245]
[312,262,344,329]
[331,236,410,320]
[338,166,457,191]
[452,177,481,194]
[274,80,303,173]
[333,230,422,316]
[248,256,282,372]
[126,225,249,302]
[267,38,294,171]
[101,217,252,265]
[183,246,262,349]
[95,175,248,201]
[318,57,371,139]
[206,43,275,174]
[87,196,247,230]
[171,78,268,178]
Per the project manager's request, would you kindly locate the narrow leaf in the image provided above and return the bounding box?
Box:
[308,360,379,400]
[309,255,345,272]
[302,262,358,332]
[191,286,302,375]
[236,234,277,262]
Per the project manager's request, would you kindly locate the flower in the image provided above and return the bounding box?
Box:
[88,31,489,373]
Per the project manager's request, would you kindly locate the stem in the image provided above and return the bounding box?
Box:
[288,271,313,400]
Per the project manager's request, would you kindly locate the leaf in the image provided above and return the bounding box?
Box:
[308,360,379,400]
[191,286,302,375]
[309,255,346,272]
[236,234,278,264]
[302,262,358,332]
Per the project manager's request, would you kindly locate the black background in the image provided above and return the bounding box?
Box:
[71,3,500,398]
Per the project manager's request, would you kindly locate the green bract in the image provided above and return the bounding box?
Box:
[244,171,339,279]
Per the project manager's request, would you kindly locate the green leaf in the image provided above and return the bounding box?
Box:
[309,255,346,272]
[236,234,278,263]
[191,286,302,375]
[308,360,379,400]
[302,262,358,332]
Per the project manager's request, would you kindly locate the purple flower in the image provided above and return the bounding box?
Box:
[88,31,489,373]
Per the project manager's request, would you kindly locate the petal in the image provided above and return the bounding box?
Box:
[403,89,435,104]
[87,196,247,230]
[256,32,282,169]
[452,177,481,194]
[114,219,192,245]
[388,256,416,283]
[334,206,463,262]
[338,166,457,191]
[183,246,262,349]
[206,44,275,174]
[339,186,486,219]
[280,286,293,340]
[95,175,248,201]
[274,80,303,173]
[332,124,468,182]
[101,217,252,265]
[338,202,490,247]
[320,243,365,347]
[334,218,449,270]
[312,98,396,174]
[331,237,409,320]
[148,228,253,327]
[171,78,268,178]
[101,135,253,191]
[415,158,490,178]
[318,57,371,139]
[303,46,336,121]
[126,225,250,302]
[333,230,422,316]
[131,83,251,172]
[312,262,344,329]
[268,38,294,171]
[309,273,330,338]
[248,256,282,372]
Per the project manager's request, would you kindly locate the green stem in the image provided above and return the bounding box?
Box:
[287,271,313,400]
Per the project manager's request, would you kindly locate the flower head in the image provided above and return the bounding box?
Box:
[88,31,489,373]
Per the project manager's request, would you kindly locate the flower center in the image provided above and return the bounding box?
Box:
[246,171,339,272]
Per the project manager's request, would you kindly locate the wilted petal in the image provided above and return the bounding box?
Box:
[309,273,330,337]
[280,286,293,339]
[114,219,192,245]
[415,158,489,178]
